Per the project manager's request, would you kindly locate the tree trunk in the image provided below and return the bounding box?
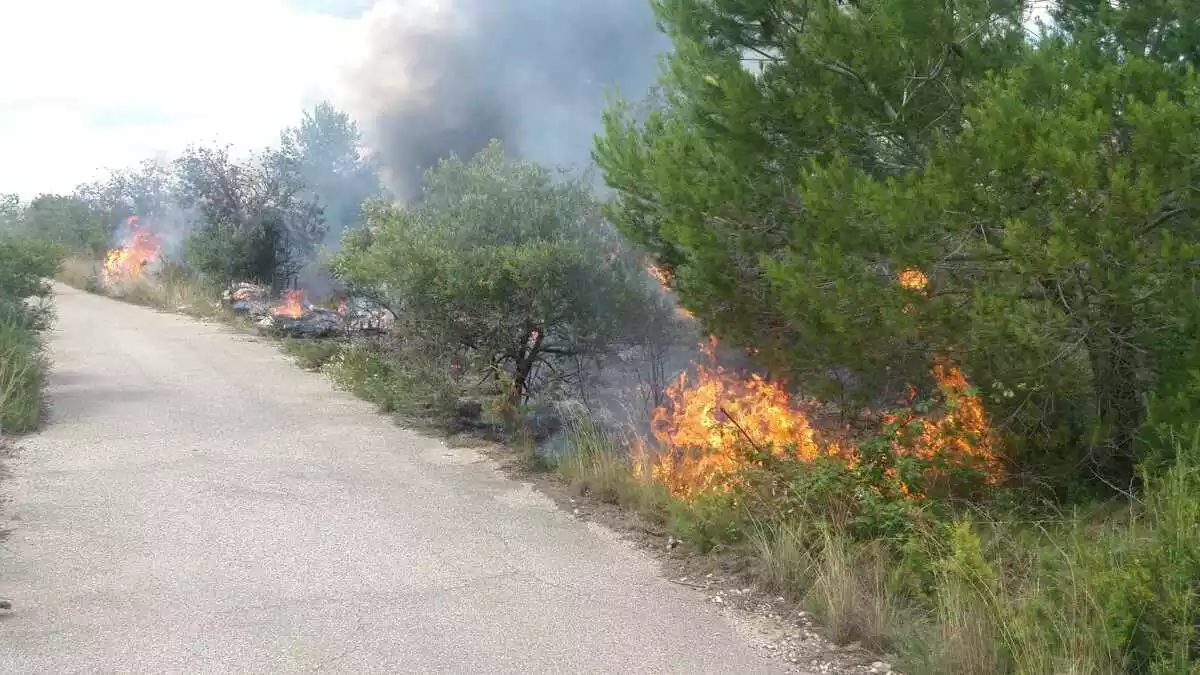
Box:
[502,328,544,426]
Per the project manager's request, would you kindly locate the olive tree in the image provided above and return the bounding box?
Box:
[334,141,663,419]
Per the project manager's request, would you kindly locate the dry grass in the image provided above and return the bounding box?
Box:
[748,518,814,592]
[931,571,1007,673]
[554,417,1200,674]
[106,275,222,318]
[748,518,913,653]
[808,532,902,650]
[55,256,101,291]
[55,257,222,319]
[556,416,668,511]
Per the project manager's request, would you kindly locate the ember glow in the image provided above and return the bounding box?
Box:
[272,290,307,319]
[898,267,929,291]
[102,217,162,286]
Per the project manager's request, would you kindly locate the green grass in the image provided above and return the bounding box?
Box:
[0,309,46,434]
[281,338,344,371]
[0,236,59,434]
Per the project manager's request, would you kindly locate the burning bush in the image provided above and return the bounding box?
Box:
[102,217,162,287]
[636,259,1001,505]
[637,336,1003,506]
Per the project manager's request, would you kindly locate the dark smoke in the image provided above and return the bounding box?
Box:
[345,0,668,199]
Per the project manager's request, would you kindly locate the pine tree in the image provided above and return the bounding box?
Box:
[596,0,1200,489]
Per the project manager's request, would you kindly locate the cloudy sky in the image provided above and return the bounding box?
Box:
[0,0,376,198]
[0,0,1052,201]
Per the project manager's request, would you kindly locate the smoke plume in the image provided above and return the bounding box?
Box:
[343,0,668,199]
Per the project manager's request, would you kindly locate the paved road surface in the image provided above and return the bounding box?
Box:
[0,285,781,674]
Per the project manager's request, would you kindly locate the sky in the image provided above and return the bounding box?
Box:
[0,0,1055,201]
[0,0,373,199]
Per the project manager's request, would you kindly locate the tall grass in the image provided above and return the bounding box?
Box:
[55,256,101,292]
[557,416,1200,674]
[108,268,222,318]
[56,256,223,319]
[0,307,48,434]
[556,415,669,512]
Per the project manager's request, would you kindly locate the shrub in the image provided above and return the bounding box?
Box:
[0,305,47,433]
[333,140,666,424]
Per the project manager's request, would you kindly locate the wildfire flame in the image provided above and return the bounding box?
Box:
[646,263,695,320]
[898,267,929,291]
[637,263,1003,499]
[883,361,1003,482]
[102,217,162,286]
[638,337,836,497]
[272,290,307,319]
[646,263,672,289]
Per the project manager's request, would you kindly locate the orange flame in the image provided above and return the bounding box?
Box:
[647,263,672,289]
[272,290,307,319]
[102,217,162,286]
[636,337,840,497]
[636,264,1003,499]
[646,263,695,320]
[883,361,1003,483]
[898,267,929,291]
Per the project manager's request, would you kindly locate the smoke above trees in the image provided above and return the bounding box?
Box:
[336,0,668,199]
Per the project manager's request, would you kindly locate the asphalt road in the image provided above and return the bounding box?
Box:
[0,284,782,674]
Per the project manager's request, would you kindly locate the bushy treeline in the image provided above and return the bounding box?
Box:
[5,102,382,291]
[596,0,1200,496]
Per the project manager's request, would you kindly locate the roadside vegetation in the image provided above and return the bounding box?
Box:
[10,1,1199,672]
[0,225,62,433]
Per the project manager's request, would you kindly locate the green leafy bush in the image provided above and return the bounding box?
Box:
[334,140,665,423]
[0,305,47,433]
[0,234,62,433]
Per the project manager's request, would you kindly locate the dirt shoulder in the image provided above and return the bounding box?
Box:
[480,444,899,675]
